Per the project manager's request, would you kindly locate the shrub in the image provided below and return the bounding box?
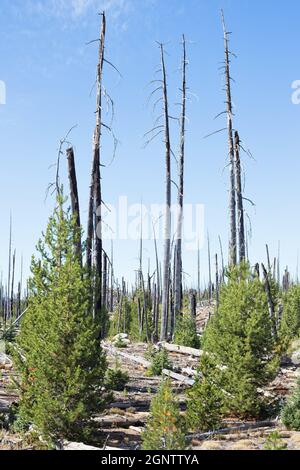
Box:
[174,315,200,349]
[263,431,287,450]
[105,361,129,391]
[281,377,300,431]
[145,346,172,376]
[280,285,300,349]
[198,263,279,418]
[13,196,110,444]
[114,337,128,349]
[141,379,187,450]
[186,355,223,432]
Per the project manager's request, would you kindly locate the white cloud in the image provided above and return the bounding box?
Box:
[26,0,132,19]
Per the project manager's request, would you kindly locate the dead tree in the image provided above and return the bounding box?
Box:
[110,242,114,312]
[218,235,225,283]
[152,220,160,342]
[266,244,271,273]
[234,131,246,263]
[160,43,172,342]
[102,252,108,311]
[10,250,16,319]
[197,240,201,300]
[6,214,12,324]
[222,11,237,266]
[66,147,82,262]
[207,232,212,302]
[86,13,106,318]
[189,289,197,319]
[174,35,187,319]
[215,253,220,313]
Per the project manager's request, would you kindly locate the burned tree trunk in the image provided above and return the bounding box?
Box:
[218,235,225,283]
[10,250,16,319]
[215,253,220,313]
[234,131,246,263]
[160,44,172,342]
[189,289,197,319]
[102,251,108,311]
[66,147,82,262]
[197,241,201,300]
[222,11,237,266]
[86,13,106,318]
[174,35,187,320]
[208,233,212,302]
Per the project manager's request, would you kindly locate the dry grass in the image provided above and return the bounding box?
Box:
[229,439,257,450]
[200,441,224,450]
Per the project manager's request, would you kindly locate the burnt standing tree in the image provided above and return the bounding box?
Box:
[234,131,246,263]
[66,147,82,263]
[221,10,237,266]
[174,35,187,320]
[160,43,172,341]
[87,12,106,319]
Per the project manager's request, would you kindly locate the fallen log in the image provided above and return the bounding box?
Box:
[94,413,149,428]
[188,420,277,441]
[62,442,122,451]
[162,369,194,386]
[160,342,203,358]
[104,344,195,386]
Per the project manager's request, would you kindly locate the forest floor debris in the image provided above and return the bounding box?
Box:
[1,304,300,450]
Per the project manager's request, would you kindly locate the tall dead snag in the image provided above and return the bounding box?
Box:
[218,235,225,283]
[207,232,212,302]
[160,44,172,342]
[189,289,197,319]
[234,131,246,263]
[174,35,187,320]
[197,241,201,300]
[6,214,12,324]
[86,13,106,318]
[215,253,219,313]
[152,221,160,342]
[66,147,82,262]
[222,10,237,266]
[10,250,16,319]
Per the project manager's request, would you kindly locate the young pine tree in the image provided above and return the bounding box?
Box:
[280,285,300,349]
[187,354,223,432]
[200,263,279,418]
[281,376,300,431]
[13,195,109,444]
[141,379,187,450]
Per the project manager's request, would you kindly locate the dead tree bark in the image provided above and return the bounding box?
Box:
[266,244,271,272]
[160,43,172,342]
[222,10,237,266]
[234,131,246,263]
[66,147,82,262]
[189,289,197,319]
[174,35,187,320]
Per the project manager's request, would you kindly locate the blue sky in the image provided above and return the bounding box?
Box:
[0,0,300,288]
